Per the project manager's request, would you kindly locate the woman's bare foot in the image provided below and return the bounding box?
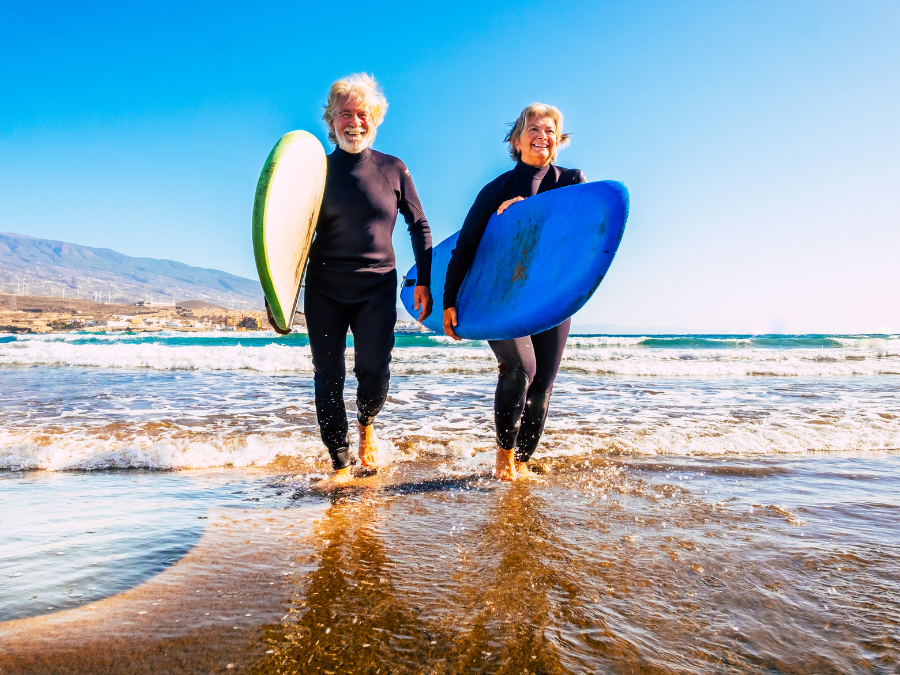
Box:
[357,420,378,468]
[514,460,535,479]
[313,467,354,491]
[494,446,518,481]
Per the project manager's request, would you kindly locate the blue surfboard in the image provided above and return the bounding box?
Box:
[400,180,629,340]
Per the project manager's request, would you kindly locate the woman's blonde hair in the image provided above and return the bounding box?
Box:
[504,103,570,162]
[322,73,388,145]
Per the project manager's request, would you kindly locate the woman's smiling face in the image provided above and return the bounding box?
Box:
[513,115,558,167]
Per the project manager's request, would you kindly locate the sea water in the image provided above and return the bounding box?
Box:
[1,330,898,673]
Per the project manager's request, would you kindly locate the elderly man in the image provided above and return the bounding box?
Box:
[281,73,432,487]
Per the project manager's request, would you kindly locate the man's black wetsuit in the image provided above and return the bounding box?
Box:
[444,161,586,461]
[305,146,432,470]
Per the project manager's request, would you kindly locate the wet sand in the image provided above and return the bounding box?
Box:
[2,456,898,674]
[0,506,323,674]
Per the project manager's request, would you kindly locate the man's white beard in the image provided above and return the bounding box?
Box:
[336,127,375,154]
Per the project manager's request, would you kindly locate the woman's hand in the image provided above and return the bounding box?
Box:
[265,298,292,336]
[497,196,525,216]
[443,307,461,341]
[413,285,432,322]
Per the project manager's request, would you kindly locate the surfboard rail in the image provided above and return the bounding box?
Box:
[252,131,327,331]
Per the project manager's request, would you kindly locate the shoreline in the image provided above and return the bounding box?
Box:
[0,505,325,674]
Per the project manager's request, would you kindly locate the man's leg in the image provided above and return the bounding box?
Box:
[348,277,397,467]
[305,283,353,472]
[514,318,571,467]
[487,336,537,480]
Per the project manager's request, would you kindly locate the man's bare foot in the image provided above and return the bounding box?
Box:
[357,420,378,468]
[494,446,517,481]
[313,467,354,491]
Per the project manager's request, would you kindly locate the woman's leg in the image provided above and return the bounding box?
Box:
[487,336,538,451]
[514,318,571,463]
[305,283,353,471]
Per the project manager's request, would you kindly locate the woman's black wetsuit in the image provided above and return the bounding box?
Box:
[443,161,586,461]
[306,147,432,470]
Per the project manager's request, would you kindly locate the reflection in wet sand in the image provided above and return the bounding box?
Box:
[255,460,899,674]
[255,497,445,673]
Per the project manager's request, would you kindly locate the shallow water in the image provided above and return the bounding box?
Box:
[1,331,898,673]
[259,455,900,674]
[0,469,286,621]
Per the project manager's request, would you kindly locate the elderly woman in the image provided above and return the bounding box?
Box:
[285,73,433,487]
[442,103,586,481]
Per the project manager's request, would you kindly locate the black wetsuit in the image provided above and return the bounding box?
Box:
[444,161,586,461]
[305,147,432,470]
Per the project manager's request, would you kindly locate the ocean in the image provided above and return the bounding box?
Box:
[1,330,898,673]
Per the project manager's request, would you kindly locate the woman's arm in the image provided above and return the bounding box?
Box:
[443,183,499,312]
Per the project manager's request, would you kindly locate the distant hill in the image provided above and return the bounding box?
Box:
[0,232,263,309]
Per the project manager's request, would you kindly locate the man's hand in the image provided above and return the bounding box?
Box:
[443,307,461,340]
[497,196,525,216]
[265,298,292,336]
[413,285,432,322]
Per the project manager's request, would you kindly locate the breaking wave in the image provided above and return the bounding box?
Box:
[0,332,898,376]
[2,413,898,472]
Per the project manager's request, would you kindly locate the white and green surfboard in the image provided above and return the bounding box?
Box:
[252,130,327,332]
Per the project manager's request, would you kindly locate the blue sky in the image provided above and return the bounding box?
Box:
[1,0,898,332]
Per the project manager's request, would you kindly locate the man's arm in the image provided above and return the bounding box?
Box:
[397,162,433,321]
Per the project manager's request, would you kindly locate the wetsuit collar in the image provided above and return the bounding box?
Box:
[513,160,552,181]
[331,146,372,163]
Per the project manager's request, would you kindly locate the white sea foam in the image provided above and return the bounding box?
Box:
[422,335,487,345]
[540,417,900,457]
[1,334,899,376]
[565,336,651,347]
[0,341,314,372]
[561,349,900,377]
[0,428,327,471]
[3,407,897,472]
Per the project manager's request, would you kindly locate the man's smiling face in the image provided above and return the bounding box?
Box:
[330,94,374,153]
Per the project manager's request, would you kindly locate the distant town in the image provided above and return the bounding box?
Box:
[0,294,280,334]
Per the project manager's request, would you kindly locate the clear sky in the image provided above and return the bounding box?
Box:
[1,0,898,333]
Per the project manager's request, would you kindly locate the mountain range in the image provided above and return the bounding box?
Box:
[0,232,263,309]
